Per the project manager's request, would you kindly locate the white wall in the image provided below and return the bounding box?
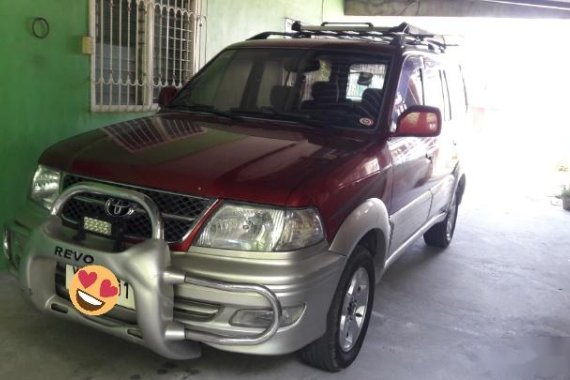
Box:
[331,15,570,197]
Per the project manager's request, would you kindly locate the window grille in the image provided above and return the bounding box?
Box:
[90,0,200,112]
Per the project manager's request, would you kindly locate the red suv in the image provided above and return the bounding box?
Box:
[4,22,466,371]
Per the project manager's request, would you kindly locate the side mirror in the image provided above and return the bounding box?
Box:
[158,86,178,108]
[395,105,442,137]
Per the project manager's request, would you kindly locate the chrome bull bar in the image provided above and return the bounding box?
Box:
[23,182,282,357]
[51,183,165,240]
[163,271,283,345]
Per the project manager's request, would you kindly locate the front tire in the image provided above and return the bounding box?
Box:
[299,245,375,372]
[423,190,459,248]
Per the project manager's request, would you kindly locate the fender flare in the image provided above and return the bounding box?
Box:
[451,162,467,205]
[328,198,391,271]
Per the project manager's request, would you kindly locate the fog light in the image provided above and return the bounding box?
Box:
[3,228,11,261]
[230,305,305,328]
[84,217,112,236]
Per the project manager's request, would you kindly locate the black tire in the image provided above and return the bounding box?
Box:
[299,245,375,372]
[423,190,459,248]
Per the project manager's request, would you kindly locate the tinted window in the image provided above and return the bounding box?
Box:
[441,70,451,121]
[346,64,386,101]
[447,64,468,119]
[392,56,423,130]
[423,61,446,118]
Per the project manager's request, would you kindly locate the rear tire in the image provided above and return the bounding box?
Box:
[423,191,459,248]
[299,245,375,372]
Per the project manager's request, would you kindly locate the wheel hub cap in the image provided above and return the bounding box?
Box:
[339,267,370,352]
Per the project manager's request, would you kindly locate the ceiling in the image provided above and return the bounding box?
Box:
[344,0,570,17]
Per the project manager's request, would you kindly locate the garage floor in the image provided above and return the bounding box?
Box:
[1,186,569,380]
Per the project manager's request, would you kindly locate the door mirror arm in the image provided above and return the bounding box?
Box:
[158,86,179,108]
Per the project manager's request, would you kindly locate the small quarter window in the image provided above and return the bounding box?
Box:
[423,62,447,119]
[392,56,424,130]
[447,64,468,119]
[346,64,386,101]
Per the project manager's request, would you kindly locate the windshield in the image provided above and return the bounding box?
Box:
[169,48,389,130]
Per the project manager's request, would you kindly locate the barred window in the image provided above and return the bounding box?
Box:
[91,0,199,111]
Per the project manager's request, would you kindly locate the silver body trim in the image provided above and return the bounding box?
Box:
[388,191,432,254]
[19,215,200,359]
[9,176,460,358]
[165,270,282,346]
[385,212,447,270]
[329,198,390,281]
[19,183,286,359]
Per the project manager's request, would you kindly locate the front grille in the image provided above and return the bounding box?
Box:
[60,175,213,243]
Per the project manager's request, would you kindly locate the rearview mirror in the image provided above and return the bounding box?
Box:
[395,105,442,137]
[303,59,321,72]
[158,86,178,108]
[284,58,320,72]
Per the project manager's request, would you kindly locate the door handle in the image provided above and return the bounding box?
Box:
[425,152,433,161]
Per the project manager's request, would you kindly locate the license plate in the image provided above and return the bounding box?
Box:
[65,265,136,310]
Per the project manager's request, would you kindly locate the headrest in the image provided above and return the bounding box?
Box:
[270,85,292,110]
[311,82,338,102]
[361,88,383,108]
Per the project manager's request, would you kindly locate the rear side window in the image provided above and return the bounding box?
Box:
[296,58,332,102]
[446,64,468,119]
[423,61,447,119]
[346,64,386,101]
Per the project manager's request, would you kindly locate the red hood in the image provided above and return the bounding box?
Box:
[40,113,370,206]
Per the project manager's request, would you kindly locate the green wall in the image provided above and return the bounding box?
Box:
[0,1,143,268]
[0,0,343,268]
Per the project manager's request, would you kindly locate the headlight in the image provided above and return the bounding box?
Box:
[30,165,61,210]
[195,204,324,251]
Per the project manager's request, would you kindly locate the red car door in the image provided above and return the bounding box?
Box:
[388,55,433,252]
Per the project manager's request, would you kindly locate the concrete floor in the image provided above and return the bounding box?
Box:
[1,190,569,380]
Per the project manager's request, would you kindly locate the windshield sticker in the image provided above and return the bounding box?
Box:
[359,118,374,127]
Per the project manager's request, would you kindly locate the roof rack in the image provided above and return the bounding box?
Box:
[248,21,450,52]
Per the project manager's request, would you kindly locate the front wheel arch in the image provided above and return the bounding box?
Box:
[456,174,466,205]
[329,198,390,279]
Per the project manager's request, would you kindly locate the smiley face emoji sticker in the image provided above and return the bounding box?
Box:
[69,265,120,316]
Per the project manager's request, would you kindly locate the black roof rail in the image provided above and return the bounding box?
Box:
[248,31,301,40]
[320,21,375,28]
[292,20,392,33]
[388,22,431,35]
[248,21,451,52]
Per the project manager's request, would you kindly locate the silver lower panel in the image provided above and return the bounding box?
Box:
[7,200,345,358]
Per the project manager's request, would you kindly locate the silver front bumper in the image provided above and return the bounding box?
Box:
[10,183,344,358]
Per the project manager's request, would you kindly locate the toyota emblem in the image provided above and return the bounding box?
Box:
[104,198,135,217]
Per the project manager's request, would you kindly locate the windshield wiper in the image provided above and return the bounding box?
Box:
[231,107,326,129]
[167,103,244,122]
[260,107,328,129]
